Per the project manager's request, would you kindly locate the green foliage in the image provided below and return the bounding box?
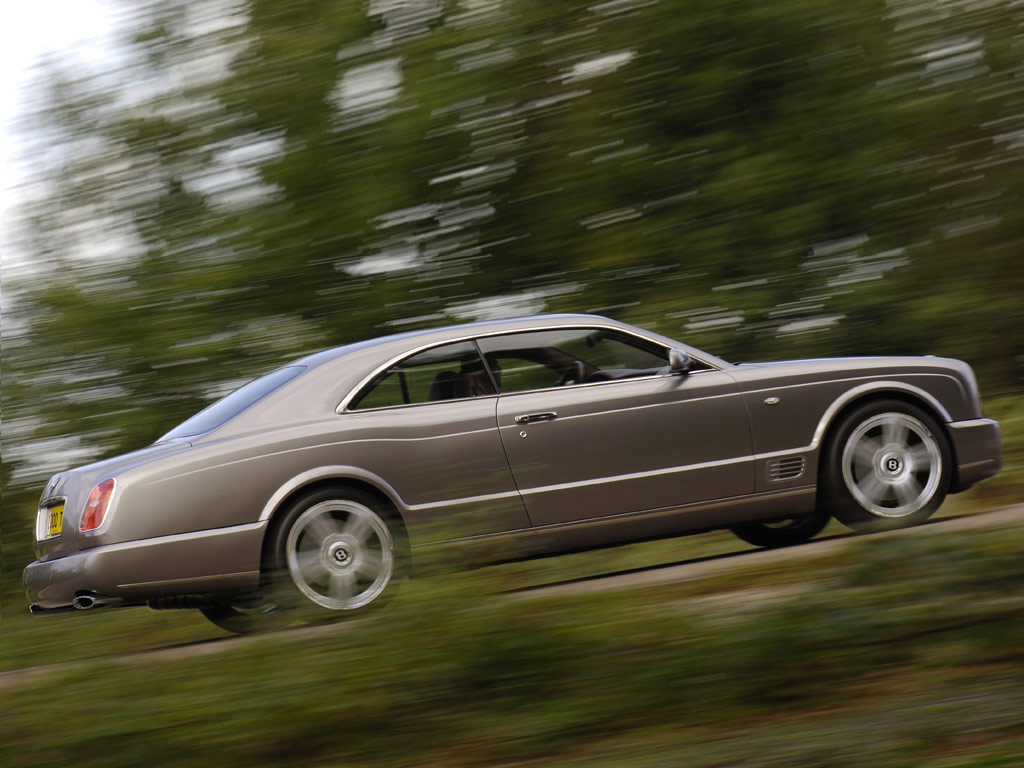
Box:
[3,0,1023,567]
[2,523,1024,767]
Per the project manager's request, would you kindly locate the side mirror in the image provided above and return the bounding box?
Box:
[668,348,693,375]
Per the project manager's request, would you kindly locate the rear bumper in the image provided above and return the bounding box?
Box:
[24,522,266,612]
[948,418,1002,492]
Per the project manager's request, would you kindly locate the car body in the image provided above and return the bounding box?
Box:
[24,313,1002,631]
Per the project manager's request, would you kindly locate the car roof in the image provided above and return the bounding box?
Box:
[190,313,729,440]
[290,313,625,370]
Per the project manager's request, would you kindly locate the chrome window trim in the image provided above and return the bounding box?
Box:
[344,339,496,413]
[344,393,500,415]
[491,367,717,399]
[337,323,720,414]
[498,375,741,422]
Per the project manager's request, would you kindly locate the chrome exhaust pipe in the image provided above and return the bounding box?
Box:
[72,594,125,610]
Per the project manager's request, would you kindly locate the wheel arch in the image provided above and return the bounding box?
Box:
[257,468,411,569]
[812,383,952,455]
[813,385,954,492]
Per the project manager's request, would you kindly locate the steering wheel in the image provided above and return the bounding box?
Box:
[556,361,586,386]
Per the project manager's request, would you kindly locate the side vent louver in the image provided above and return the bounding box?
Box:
[768,456,805,482]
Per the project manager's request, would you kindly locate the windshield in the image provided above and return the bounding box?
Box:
[159,365,306,441]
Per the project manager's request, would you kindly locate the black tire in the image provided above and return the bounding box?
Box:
[730,510,831,549]
[820,399,950,532]
[200,597,282,634]
[200,487,404,634]
[264,487,404,618]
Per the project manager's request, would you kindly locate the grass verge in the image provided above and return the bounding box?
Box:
[2,516,1024,767]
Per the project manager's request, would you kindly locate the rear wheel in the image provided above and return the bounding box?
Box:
[200,487,403,634]
[279,493,397,611]
[730,511,831,548]
[269,487,402,618]
[822,400,950,532]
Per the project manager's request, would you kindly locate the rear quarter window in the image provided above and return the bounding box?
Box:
[159,365,306,440]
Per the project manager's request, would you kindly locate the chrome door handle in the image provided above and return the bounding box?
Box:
[514,411,558,424]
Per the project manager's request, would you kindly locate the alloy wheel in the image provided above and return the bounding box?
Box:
[840,412,942,518]
[285,500,396,610]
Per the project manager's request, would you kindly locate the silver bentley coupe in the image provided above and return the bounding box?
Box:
[25,314,1002,632]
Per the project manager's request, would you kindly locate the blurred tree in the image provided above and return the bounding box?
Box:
[3,0,1023,522]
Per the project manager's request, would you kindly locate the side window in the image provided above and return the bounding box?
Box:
[349,341,495,410]
[476,328,678,394]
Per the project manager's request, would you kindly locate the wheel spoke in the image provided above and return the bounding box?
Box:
[908,444,933,471]
[355,550,384,579]
[296,549,328,584]
[342,512,374,545]
[852,436,882,469]
[328,571,358,602]
[882,418,909,448]
[304,513,342,543]
[857,472,886,503]
[893,476,922,507]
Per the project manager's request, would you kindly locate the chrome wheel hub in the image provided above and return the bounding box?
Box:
[329,543,352,566]
[880,451,904,476]
[841,412,941,518]
[323,535,358,569]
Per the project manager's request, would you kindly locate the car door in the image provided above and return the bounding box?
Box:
[342,340,530,542]
[477,328,755,527]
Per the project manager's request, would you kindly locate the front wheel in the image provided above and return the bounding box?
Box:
[822,400,950,532]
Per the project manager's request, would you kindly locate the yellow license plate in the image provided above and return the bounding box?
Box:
[46,504,64,537]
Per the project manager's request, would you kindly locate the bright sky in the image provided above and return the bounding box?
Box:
[1,0,118,259]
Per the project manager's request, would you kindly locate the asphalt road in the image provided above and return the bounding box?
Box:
[2,503,1021,689]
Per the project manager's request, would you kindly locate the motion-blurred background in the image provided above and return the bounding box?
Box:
[1,2,1024,764]
[3,0,1023,539]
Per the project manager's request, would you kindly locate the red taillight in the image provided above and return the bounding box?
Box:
[81,479,116,532]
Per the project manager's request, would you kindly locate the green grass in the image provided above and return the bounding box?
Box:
[3,515,1024,768]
